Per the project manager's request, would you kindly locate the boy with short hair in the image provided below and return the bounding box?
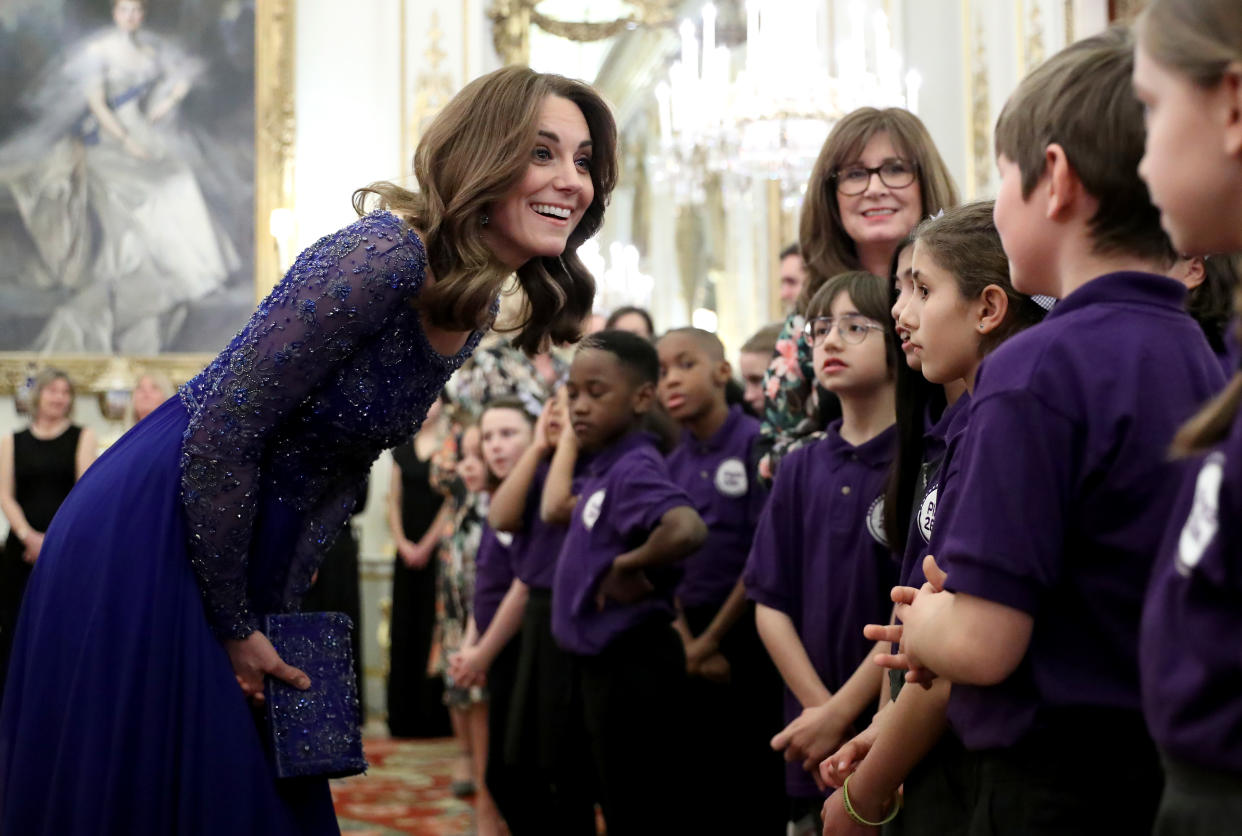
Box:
[549,330,707,836]
[656,327,785,834]
[885,26,1227,835]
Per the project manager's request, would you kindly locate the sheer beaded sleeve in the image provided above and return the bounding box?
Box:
[178,212,426,639]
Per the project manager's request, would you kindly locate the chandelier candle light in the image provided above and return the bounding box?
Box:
[653,0,922,206]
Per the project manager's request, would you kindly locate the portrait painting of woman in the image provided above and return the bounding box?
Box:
[0,0,255,354]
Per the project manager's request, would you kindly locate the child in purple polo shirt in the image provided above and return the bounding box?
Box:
[742,271,904,835]
[655,327,785,834]
[549,329,707,836]
[449,398,533,835]
[471,389,596,836]
[818,201,1047,834]
[881,27,1227,836]
[1133,1,1242,830]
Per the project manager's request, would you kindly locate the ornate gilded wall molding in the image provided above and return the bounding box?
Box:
[256,0,296,298]
[487,0,677,66]
[0,354,221,395]
[1112,0,1148,22]
[410,11,455,151]
[970,15,993,195]
[1025,1,1046,73]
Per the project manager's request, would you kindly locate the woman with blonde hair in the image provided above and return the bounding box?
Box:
[131,371,175,423]
[0,65,617,836]
[757,107,957,485]
[0,369,96,693]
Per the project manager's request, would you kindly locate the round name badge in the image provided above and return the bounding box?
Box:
[1177,452,1224,576]
[866,495,888,547]
[581,489,607,531]
[714,457,749,498]
[918,485,938,544]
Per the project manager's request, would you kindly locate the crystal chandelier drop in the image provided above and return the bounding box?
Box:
[577,239,656,313]
[652,1,922,207]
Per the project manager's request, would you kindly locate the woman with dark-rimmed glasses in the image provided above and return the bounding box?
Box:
[755,107,958,491]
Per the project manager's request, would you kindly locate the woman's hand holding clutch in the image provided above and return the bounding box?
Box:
[225,630,311,707]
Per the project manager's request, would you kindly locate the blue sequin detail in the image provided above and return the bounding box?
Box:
[178,211,490,639]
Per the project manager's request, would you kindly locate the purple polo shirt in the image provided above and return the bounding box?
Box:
[743,422,898,798]
[510,460,587,590]
[936,272,1226,750]
[666,405,766,609]
[474,522,515,635]
[551,432,695,656]
[1141,406,1242,773]
[901,394,971,588]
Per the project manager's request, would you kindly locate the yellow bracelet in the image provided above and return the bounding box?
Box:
[842,773,902,827]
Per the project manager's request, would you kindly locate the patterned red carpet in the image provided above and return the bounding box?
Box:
[332,737,477,836]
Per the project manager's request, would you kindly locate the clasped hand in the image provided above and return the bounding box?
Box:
[448,645,488,689]
[770,698,853,789]
[397,537,433,569]
[864,554,950,688]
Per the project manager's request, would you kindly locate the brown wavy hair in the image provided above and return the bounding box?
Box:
[354,66,618,354]
[797,108,959,313]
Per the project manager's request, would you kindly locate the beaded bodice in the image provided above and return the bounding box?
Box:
[178,211,487,638]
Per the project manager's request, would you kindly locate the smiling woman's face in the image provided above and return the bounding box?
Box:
[486,95,595,270]
[836,131,923,256]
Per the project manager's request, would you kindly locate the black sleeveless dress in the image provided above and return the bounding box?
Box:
[387,439,450,737]
[1,425,81,690]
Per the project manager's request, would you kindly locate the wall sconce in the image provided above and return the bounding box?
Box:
[92,356,137,422]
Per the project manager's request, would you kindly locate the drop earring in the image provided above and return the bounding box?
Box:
[481,213,490,227]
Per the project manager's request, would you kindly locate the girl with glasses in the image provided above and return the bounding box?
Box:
[744,271,911,834]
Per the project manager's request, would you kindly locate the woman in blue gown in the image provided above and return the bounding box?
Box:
[0,65,617,835]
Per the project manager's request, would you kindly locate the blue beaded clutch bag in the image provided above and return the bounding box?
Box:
[263,611,367,779]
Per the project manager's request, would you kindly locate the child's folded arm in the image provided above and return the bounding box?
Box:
[612,505,706,572]
[899,587,1033,686]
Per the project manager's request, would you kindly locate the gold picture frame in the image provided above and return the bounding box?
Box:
[0,0,296,393]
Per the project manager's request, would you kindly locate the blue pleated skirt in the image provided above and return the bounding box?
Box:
[0,397,339,834]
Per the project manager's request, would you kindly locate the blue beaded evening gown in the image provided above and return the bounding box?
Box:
[0,211,487,835]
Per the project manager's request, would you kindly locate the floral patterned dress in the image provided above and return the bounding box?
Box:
[427,430,488,706]
[444,334,567,417]
[756,312,830,487]
[427,335,565,706]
